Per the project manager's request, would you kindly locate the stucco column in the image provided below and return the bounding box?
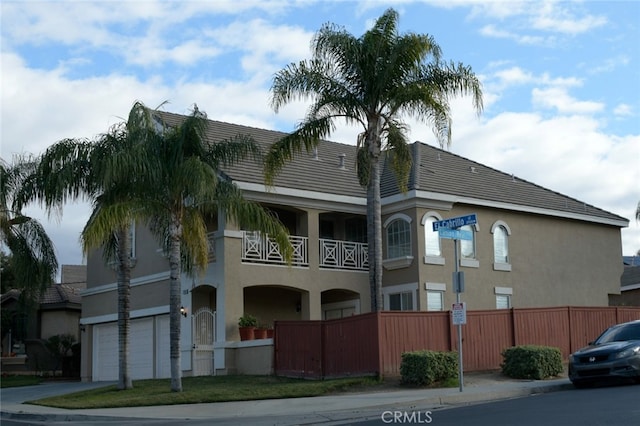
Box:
[300,288,322,320]
[306,209,320,271]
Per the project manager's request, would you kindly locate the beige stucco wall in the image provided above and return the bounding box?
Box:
[411,205,623,311]
[86,225,170,289]
[83,279,170,318]
[40,310,80,341]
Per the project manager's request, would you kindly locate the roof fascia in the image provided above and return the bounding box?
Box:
[383,190,629,228]
[233,182,628,228]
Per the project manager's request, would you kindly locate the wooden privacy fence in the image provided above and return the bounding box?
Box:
[273,306,640,379]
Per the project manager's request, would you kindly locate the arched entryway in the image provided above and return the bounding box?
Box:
[321,289,361,319]
[190,285,217,376]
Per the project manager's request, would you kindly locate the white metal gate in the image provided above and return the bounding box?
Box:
[192,307,216,376]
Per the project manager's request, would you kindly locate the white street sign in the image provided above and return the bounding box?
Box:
[452,302,467,325]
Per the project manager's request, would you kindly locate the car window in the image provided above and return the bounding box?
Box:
[596,323,640,344]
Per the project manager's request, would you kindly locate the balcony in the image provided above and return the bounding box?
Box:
[242,231,308,266]
[240,231,368,271]
[319,239,368,271]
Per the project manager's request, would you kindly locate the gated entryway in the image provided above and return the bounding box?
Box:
[192,307,216,376]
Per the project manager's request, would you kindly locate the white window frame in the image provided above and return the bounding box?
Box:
[421,212,445,265]
[491,220,512,271]
[460,223,479,268]
[425,282,446,311]
[321,300,361,320]
[495,286,513,309]
[383,282,418,311]
[383,213,413,270]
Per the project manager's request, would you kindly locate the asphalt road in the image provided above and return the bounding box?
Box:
[348,382,640,426]
[2,381,638,426]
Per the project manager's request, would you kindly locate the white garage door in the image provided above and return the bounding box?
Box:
[155,315,170,378]
[93,322,118,381]
[93,317,155,381]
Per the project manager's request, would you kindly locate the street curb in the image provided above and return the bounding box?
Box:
[0,381,576,424]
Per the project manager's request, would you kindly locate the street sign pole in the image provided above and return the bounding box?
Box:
[454,239,464,392]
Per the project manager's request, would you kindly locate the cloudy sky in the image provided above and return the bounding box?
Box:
[1,0,639,274]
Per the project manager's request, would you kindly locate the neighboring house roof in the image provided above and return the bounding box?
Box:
[621,266,640,292]
[40,284,82,307]
[0,289,21,304]
[154,111,628,228]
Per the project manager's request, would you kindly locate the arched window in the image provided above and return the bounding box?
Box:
[491,221,512,271]
[385,215,411,259]
[460,225,475,259]
[421,212,443,260]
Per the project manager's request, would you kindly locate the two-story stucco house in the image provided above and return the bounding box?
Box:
[79,111,628,381]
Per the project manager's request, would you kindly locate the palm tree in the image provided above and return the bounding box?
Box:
[0,157,57,304]
[106,103,293,392]
[22,103,159,390]
[265,8,483,311]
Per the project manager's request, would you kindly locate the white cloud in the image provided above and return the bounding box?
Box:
[613,103,633,117]
[588,55,631,74]
[479,24,549,45]
[532,87,604,114]
[531,2,607,35]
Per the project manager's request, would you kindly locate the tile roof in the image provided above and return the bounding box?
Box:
[154,111,628,226]
[621,266,640,288]
[40,284,82,306]
[1,284,81,307]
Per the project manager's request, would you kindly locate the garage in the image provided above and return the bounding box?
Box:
[92,317,157,381]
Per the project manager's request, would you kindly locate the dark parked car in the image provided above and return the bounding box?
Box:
[569,320,640,387]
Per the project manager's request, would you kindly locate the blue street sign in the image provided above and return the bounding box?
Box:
[432,214,478,231]
[438,228,473,241]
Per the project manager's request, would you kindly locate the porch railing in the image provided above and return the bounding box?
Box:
[319,239,368,271]
[242,231,308,266]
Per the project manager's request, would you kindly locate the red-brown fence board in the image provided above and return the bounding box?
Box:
[568,307,619,352]
[513,307,571,358]
[378,311,451,376]
[615,307,640,323]
[273,306,640,379]
[462,310,514,371]
[322,313,379,377]
[273,320,323,378]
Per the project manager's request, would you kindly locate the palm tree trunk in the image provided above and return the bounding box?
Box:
[367,118,384,312]
[169,216,183,392]
[116,226,133,390]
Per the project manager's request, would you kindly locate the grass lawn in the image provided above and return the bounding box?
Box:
[1,375,42,388]
[28,375,387,409]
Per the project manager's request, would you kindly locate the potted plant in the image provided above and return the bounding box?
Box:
[238,314,257,341]
[266,324,274,339]
[254,323,268,340]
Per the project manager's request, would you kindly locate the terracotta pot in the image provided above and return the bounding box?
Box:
[239,326,255,341]
[254,328,268,339]
[266,329,274,339]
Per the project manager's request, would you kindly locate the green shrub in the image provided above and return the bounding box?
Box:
[238,314,257,327]
[501,345,563,380]
[400,350,458,386]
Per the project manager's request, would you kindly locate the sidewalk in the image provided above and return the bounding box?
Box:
[1,374,574,425]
